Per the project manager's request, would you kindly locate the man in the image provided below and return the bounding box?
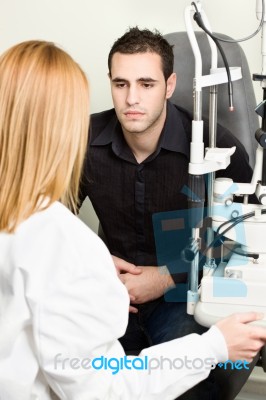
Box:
[80,27,257,399]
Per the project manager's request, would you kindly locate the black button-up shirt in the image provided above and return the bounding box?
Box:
[80,101,252,281]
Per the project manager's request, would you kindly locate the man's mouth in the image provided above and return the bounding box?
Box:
[124,111,144,118]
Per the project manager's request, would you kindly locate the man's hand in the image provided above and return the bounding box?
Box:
[112,256,175,312]
[216,312,266,362]
[112,255,142,276]
[112,256,142,313]
[119,265,175,305]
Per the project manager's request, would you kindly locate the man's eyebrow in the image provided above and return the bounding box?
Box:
[111,77,128,83]
[138,77,158,83]
[111,77,158,83]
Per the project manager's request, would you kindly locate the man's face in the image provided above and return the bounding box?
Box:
[109,52,176,137]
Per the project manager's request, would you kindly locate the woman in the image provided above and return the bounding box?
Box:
[0,40,265,400]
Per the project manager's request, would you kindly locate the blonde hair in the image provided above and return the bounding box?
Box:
[0,40,89,232]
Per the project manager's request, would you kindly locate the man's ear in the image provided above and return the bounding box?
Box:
[166,73,177,99]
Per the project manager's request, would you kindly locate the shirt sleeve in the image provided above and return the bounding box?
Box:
[30,213,228,400]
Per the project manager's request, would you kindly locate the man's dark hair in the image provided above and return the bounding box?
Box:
[108,27,174,81]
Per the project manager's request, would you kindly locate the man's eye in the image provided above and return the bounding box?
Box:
[142,83,153,89]
[115,83,126,88]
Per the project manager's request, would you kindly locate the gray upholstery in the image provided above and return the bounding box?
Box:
[164,31,259,168]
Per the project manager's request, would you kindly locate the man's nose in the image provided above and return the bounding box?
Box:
[126,85,140,105]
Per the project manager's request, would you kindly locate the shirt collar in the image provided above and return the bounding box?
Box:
[90,113,136,163]
[90,112,119,146]
[90,101,190,160]
[158,101,190,158]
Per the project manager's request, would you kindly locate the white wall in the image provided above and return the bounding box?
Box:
[1,0,263,111]
[0,0,263,230]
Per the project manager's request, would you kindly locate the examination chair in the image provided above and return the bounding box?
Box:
[164,31,259,168]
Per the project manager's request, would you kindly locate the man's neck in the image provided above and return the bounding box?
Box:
[122,108,167,164]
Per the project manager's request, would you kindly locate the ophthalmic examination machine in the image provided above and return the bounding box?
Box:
[183,0,266,332]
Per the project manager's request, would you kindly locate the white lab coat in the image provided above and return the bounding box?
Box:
[0,201,228,400]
